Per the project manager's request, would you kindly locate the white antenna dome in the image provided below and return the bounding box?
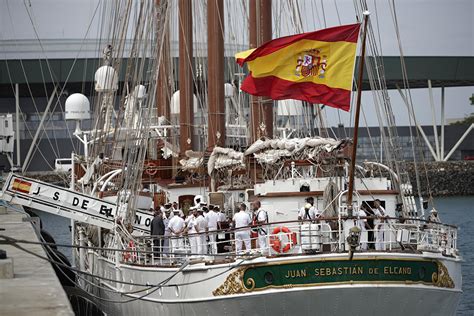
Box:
[277,99,304,116]
[133,85,147,100]
[94,65,118,92]
[170,90,199,114]
[65,93,91,120]
[224,83,234,98]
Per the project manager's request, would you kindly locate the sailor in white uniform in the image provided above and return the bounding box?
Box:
[186,207,199,255]
[253,200,269,252]
[298,203,317,221]
[373,199,386,251]
[163,209,171,256]
[168,210,185,253]
[357,204,370,250]
[171,202,185,218]
[196,208,208,254]
[217,206,227,226]
[232,207,252,253]
[205,205,220,254]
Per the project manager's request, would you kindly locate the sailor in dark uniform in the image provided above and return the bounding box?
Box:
[151,208,165,258]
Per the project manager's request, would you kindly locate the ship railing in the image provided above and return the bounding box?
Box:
[118,217,458,266]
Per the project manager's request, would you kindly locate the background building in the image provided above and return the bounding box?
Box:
[334,124,474,162]
[0,0,472,171]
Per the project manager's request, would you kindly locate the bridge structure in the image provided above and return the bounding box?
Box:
[0,55,473,168]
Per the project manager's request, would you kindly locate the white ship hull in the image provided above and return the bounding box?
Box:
[98,284,461,316]
[86,252,462,316]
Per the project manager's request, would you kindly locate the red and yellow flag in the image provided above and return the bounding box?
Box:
[12,178,32,194]
[236,23,361,111]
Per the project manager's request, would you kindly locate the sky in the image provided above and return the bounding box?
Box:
[302,0,474,128]
[1,0,473,127]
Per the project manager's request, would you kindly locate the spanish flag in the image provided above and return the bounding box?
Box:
[12,178,32,194]
[236,23,361,111]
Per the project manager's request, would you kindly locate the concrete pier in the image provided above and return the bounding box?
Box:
[0,208,74,315]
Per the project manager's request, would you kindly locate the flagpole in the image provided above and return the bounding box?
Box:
[346,11,370,217]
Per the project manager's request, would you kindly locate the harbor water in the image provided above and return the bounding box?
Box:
[435,196,474,316]
[35,196,474,315]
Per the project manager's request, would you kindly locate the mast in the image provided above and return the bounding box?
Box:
[347,12,370,217]
[178,0,194,154]
[15,83,20,168]
[156,0,171,121]
[154,0,172,180]
[207,0,225,148]
[249,0,272,142]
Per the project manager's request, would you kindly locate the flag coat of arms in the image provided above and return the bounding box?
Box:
[236,23,361,111]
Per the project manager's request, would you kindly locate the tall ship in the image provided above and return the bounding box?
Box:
[0,1,462,315]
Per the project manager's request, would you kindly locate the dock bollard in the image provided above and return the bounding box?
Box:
[0,249,14,279]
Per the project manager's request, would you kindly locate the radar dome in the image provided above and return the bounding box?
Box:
[94,65,118,92]
[170,90,199,114]
[133,85,147,99]
[224,83,234,98]
[65,93,91,120]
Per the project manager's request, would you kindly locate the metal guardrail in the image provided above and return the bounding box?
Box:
[94,217,458,267]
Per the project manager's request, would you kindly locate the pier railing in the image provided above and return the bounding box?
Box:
[98,217,458,266]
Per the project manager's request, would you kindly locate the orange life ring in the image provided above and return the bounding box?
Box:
[123,240,137,262]
[270,226,297,253]
[145,162,158,176]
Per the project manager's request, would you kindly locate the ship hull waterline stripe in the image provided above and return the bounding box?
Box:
[96,279,461,304]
